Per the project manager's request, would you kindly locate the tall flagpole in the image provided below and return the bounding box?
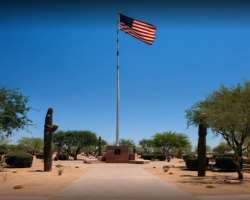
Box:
[115,13,120,146]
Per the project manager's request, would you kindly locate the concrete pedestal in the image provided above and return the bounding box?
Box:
[105,145,134,163]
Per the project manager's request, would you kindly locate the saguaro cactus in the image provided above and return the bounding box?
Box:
[97,136,102,156]
[44,108,58,172]
[197,123,207,177]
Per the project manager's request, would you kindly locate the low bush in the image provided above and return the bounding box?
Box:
[214,155,237,171]
[184,155,209,170]
[141,153,165,161]
[35,153,44,159]
[5,152,33,168]
[57,153,69,160]
[0,145,8,156]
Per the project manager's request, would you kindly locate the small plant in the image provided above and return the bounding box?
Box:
[57,167,64,176]
[75,166,79,168]
[206,185,215,189]
[13,185,23,189]
[57,153,69,161]
[162,165,170,172]
[55,164,63,168]
[169,172,173,175]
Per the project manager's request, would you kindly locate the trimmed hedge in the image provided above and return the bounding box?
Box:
[141,153,165,161]
[5,152,33,168]
[214,155,237,171]
[35,153,44,159]
[57,153,69,160]
[183,156,209,170]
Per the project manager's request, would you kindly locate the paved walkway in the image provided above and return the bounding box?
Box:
[52,163,195,200]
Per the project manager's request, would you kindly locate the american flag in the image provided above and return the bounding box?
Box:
[119,13,157,45]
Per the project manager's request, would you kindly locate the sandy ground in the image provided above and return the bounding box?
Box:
[144,158,250,196]
[0,157,88,197]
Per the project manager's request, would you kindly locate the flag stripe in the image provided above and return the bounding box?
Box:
[120,24,153,44]
[120,23,154,43]
[119,13,156,45]
[132,26,156,36]
[133,20,156,29]
[120,23,155,39]
[133,22,156,33]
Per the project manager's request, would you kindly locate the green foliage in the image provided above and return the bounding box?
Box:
[5,151,33,168]
[183,155,209,171]
[17,137,43,155]
[97,136,107,156]
[0,87,31,137]
[186,81,250,179]
[186,101,209,127]
[215,155,237,171]
[119,139,135,147]
[141,153,165,161]
[139,139,154,153]
[35,153,44,159]
[213,142,232,154]
[153,131,191,156]
[53,130,97,160]
[57,153,69,160]
[0,144,8,155]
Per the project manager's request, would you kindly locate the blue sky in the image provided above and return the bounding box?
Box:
[1,2,250,147]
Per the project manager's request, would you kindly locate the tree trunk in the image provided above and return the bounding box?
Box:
[197,123,207,177]
[235,148,244,180]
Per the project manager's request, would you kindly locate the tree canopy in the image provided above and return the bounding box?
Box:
[53,130,97,160]
[0,87,31,137]
[17,137,43,155]
[186,81,250,179]
[153,131,191,156]
[119,139,135,147]
[213,142,232,154]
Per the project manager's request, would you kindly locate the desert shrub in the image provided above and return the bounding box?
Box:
[0,145,8,156]
[184,156,209,170]
[184,157,198,170]
[57,153,69,160]
[214,155,237,171]
[141,153,165,161]
[5,152,33,168]
[182,154,196,161]
[35,153,44,159]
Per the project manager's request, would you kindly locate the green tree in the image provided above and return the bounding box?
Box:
[53,130,97,160]
[17,137,43,155]
[119,139,135,152]
[139,139,154,153]
[213,142,232,154]
[0,88,31,137]
[192,82,250,180]
[152,131,190,158]
[119,139,135,147]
